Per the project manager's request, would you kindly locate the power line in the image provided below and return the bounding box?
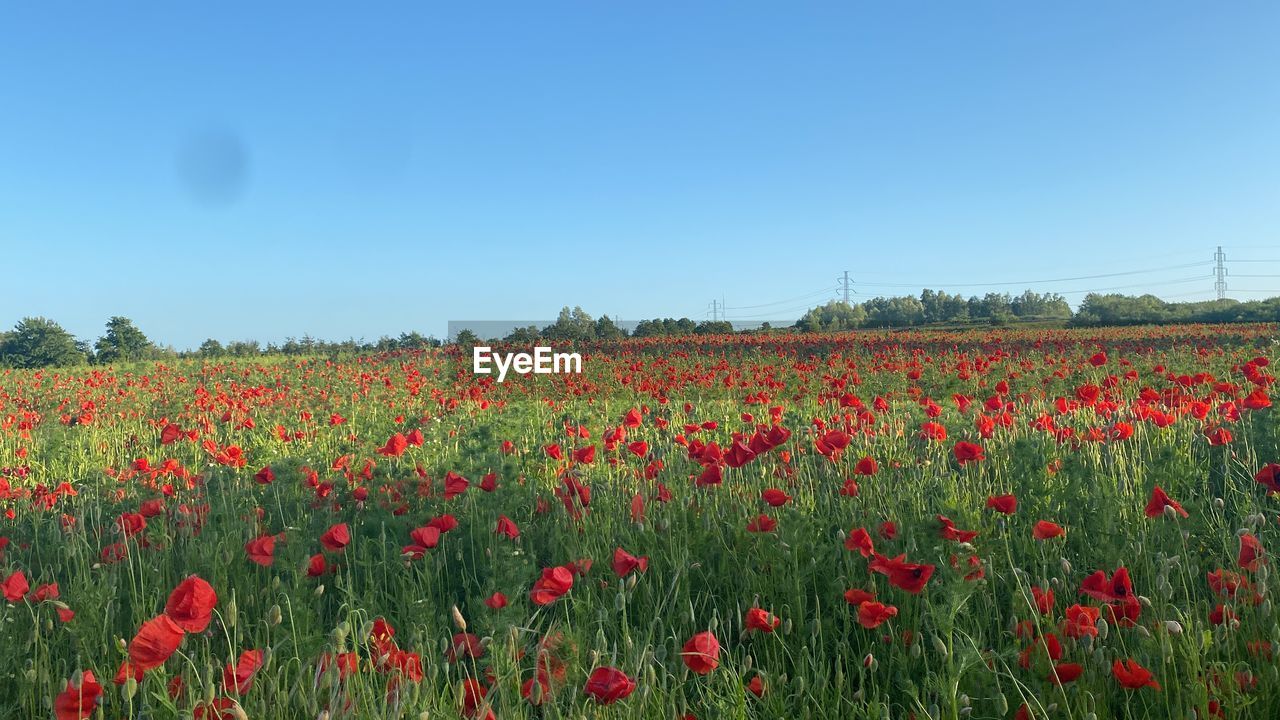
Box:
[854,262,1208,289]
[722,287,838,310]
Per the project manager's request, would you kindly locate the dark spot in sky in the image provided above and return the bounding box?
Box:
[177,128,249,207]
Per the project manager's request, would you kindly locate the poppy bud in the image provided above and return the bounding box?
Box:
[268,604,282,626]
[1163,620,1183,636]
[1215,497,1225,509]
[315,584,325,596]
[451,605,467,632]
[1163,505,1179,520]
[1061,558,1072,574]
[1135,625,1151,638]
[1097,618,1109,640]
[995,693,1008,714]
[1139,596,1152,608]
[931,635,948,658]
[230,702,250,720]
[121,677,138,700]
[863,652,876,669]
[744,654,753,671]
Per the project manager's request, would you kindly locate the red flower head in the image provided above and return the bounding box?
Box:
[54,671,103,720]
[378,432,409,457]
[530,566,574,605]
[128,614,185,672]
[844,528,874,557]
[611,547,648,577]
[986,494,1017,515]
[320,523,351,551]
[857,601,898,629]
[869,553,935,594]
[761,488,791,507]
[165,575,217,633]
[1080,567,1133,603]
[1,570,28,602]
[1112,658,1160,690]
[745,607,781,633]
[1144,486,1187,519]
[583,666,636,704]
[681,631,721,675]
[223,649,264,694]
[952,441,984,465]
[1033,520,1065,540]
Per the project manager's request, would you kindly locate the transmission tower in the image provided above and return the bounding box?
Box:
[1214,246,1228,300]
[838,270,853,305]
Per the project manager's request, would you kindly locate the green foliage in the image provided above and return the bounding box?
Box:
[0,316,86,368]
[93,316,156,363]
[796,301,866,331]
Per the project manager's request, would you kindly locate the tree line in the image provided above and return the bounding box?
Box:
[0,317,442,369]
[3,290,1278,368]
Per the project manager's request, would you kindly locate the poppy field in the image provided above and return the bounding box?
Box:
[5,324,1280,720]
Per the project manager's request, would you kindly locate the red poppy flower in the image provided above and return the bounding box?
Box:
[1048,662,1084,685]
[986,494,1017,514]
[1080,567,1132,603]
[530,566,574,605]
[843,588,876,606]
[611,547,648,577]
[223,649,264,694]
[1112,658,1160,690]
[937,515,978,542]
[681,631,721,674]
[128,614,185,671]
[1033,520,1065,540]
[484,592,508,610]
[761,488,791,506]
[495,516,520,540]
[377,433,409,457]
[746,514,777,533]
[1,569,28,602]
[165,575,217,633]
[869,553,935,594]
[1062,604,1100,639]
[745,607,780,633]
[245,535,277,566]
[952,441,984,464]
[1255,464,1280,494]
[857,601,898,629]
[54,671,103,720]
[583,666,636,704]
[409,525,442,549]
[1144,486,1187,518]
[320,523,350,551]
[1239,533,1265,572]
[1031,586,1054,615]
[253,466,275,485]
[844,528,874,557]
[854,456,878,475]
[306,554,327,577]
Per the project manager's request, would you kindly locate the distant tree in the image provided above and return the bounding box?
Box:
[1010,290,1071,320]
[863,296,925,328]
[594,315,627,340]
[226,340,262,357]
[453,329,481,348]
[94,316,155,363]
[503,325,541,343]
[542,306,597,341]
[796,301,866,332]
[0,317,86,368]
[197,339,225,357]
[694,320,734,335]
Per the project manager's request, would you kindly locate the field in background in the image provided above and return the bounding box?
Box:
[2,324,1279,719]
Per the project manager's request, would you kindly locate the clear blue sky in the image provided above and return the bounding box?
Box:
[2,2,1278,348]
